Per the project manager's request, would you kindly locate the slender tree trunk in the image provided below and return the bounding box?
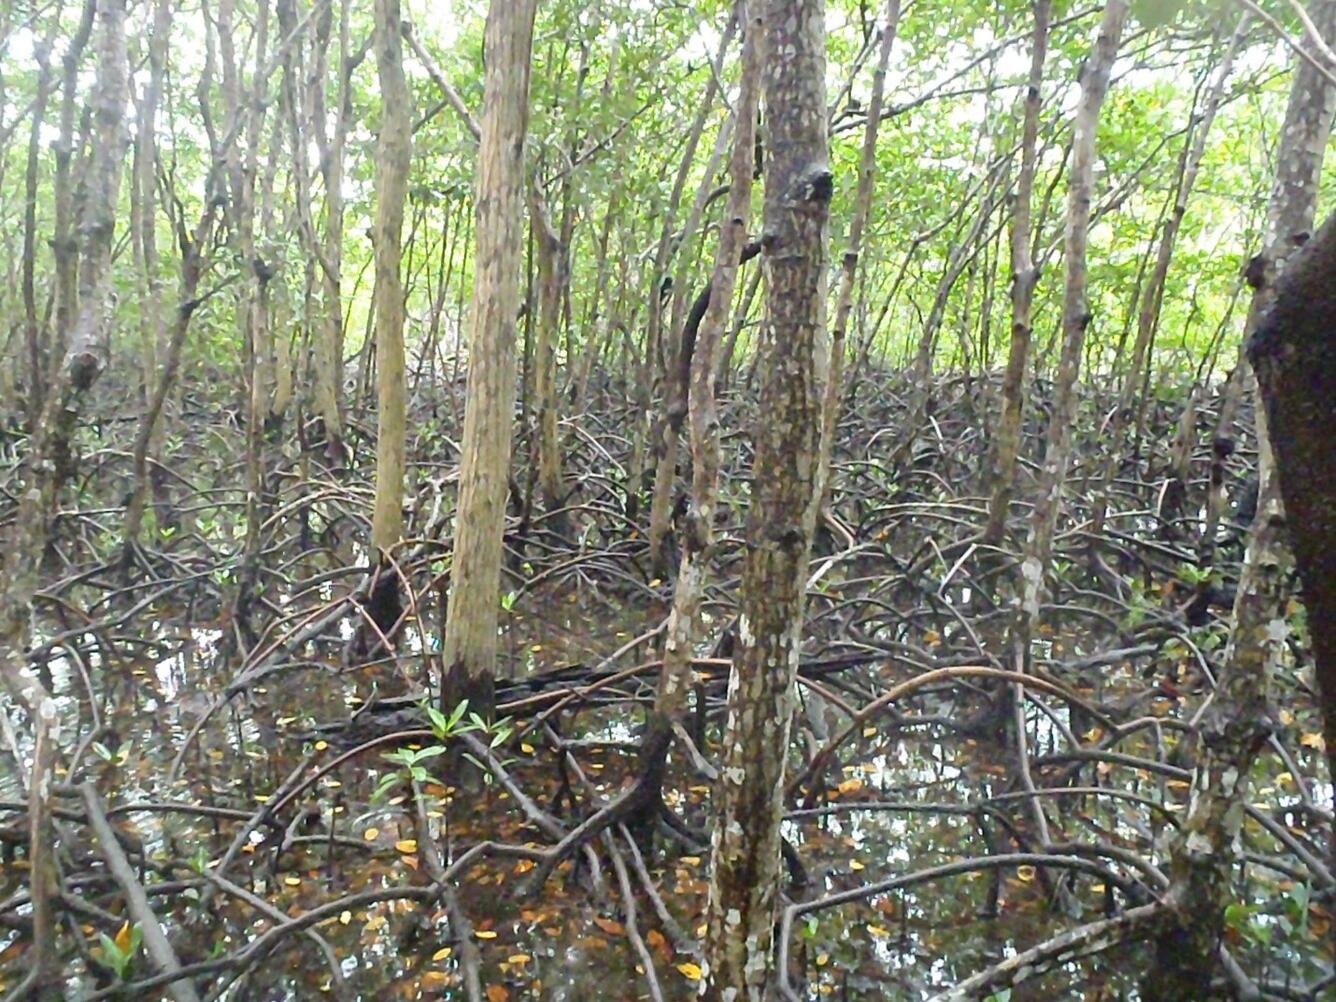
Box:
[312,0,353,462]
[530,188,568,534]
[983,0,1050,545]
[1003,0,1128,869]
[49,0,97,375]
[21,21,59,425]
[700,0,831,995]
[0,1,128,989]
[627,14,736,526]
[369,0,411,559]
[1017,0,1129,631]
[647,112,736,574]
[815,0,900,510]
[647,0,764,805]
[440,0,538,718]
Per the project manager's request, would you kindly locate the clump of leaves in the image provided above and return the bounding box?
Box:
[98,922,142,981]
[372,699,515,801]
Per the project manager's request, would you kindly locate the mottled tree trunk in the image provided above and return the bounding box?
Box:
[531,189,568,535]
[21,17,63,424]
[312,0,353,462]
[983,0,1050,545]
[650,0,764,801]
[370,0,411,558]
[1017,0,1128,629]
[440,0,537,717]
[1146,7,1336,987]
[1145,417,1288,998]
[815,0,900,509]
[647,112,735,576]
[48,0,97,376]
[700,0,831,996]
[0,1,128,989]
[627,14,735,529]
[1250,208,1336,888]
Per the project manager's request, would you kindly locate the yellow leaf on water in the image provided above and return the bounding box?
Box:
[339,911,351,925]
[314,740,328,751]
[867,924,889,937]
[676,962,702,980]
[395,840,418,854]
[816,953,830,967]
[836,778,864,795]
[850,860,865,871]
[862,727,877,738]
[475,930,498,940]
[285,876,301,887]
[1016,865,1036,882]
[521,743,535,754]
[364,828,380,841]
[507,954,530,965]
[431,946,452,961]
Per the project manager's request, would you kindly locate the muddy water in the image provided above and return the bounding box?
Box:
[1,576,1330,1000]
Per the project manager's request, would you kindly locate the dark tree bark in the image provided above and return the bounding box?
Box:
[1249,209,1336,864]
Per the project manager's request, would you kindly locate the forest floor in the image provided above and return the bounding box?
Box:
[0,367,1331,1000]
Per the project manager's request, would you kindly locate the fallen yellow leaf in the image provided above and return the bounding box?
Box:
[676,962,702,980]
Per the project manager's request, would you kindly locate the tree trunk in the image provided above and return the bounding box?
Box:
[1249,209,1336,879]
[649,0,764,805]
[531,188,568,535]
[627,13,736,527]
[647,112,736,575]
[440,0,538,717]
[1201,0,1336,568]
[0,0,128,989]
[700,0,831,995]
[982,0,1050,546]
[370,0,412,558]
[1017,0,1129,630]
[312,0,354,462]
[815,0,900,510]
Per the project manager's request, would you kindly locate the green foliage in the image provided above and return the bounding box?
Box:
[97,923,143,981]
